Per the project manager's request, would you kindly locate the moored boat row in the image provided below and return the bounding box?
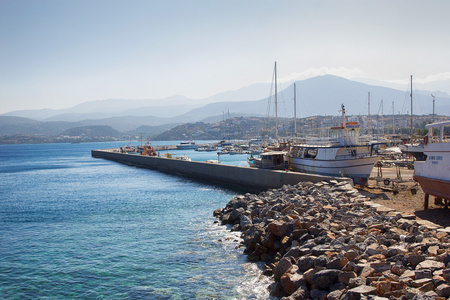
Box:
[120,107,449,194]
[247,104,380,186]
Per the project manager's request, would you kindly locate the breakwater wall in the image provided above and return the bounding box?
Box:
[91,149,352,192]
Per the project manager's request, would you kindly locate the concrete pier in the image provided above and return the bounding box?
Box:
[91,149,352,192]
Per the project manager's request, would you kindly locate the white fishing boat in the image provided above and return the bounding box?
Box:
[414,120,450,207]
[247,62,290,170]
[176,141,198,150]
[399,143,426,161]
[285,104,380,186]
[196,144,217,152]
[247,151,286,169]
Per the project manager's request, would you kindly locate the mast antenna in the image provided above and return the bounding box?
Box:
[431,94,435,122]
[410,75,413,144]
[294,83,297,137]
[274,62,278,141]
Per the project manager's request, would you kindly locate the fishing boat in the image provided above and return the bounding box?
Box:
[247,62,288,170]
[176,141,198,150]
[285,104,380,186]
[399,143,426,161]
[414,120,450,207]
[196,144,217,152]
[247,151,286,169]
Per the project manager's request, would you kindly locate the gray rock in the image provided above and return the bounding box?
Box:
[416,260,445,270]
[327,256,349,270]
[283,246,302,260]
[274,257,293,282]
[348,277,365,289]
[411,292,436,300]
[311,269,341,290]
[242,224,264,252]
[327,289,344,300]
[408,254,426,268]
[311,244,334,256]
[309,289,328,300]
[347,285,377,298]
[239,214,252,230]
[283,285,310,300]
[280,271,306,296]
[297,256,316,272]
[415,269,433,280]
[314,255,329,268]
[436,283,450,297]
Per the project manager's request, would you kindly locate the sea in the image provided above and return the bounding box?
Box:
[0,141,273,299]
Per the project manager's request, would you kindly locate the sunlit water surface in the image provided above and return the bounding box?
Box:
[0,142,272,299]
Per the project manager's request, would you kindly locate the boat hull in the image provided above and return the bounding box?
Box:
[176,145,198,150]
[414,139,450,201]
[414,175,450,201]
[286,155,379,186]
[400,145,426,161]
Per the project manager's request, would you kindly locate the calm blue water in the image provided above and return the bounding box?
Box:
[0,142,271,299]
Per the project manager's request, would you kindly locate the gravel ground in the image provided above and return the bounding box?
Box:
[357,166,450,228]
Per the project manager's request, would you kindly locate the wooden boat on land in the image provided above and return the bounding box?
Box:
[414,120,450,208]
[285,104,380,186]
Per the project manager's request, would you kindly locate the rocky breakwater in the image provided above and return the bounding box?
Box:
[213,180,450,299]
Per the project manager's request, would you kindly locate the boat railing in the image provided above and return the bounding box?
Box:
[335,152,373,160]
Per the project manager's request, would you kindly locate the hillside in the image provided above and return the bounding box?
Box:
[4,75,449,125]
[1,75,450,143]
[61,125,122,138]
[154,117,270,140]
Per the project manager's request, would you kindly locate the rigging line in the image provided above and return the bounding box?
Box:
[401,79,411,115]
[401,85,411,115]
[264,64,277,139]
[377,100,383,115]
[414,92,425,116]
[271,64,290,137]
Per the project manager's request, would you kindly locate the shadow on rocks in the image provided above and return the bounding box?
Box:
[415,208,450,228]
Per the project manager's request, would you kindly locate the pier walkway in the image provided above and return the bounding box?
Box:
[92,149,352,192]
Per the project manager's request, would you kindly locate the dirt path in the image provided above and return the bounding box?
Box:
[357,166,450,228]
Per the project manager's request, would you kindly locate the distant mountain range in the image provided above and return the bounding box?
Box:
[2,75,449,137]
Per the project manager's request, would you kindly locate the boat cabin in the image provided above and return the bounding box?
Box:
[330,122,361,146]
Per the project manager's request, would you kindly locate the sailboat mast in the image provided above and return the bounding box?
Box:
[392,101,395,135]
[294,83,297,137]
[431,94,435,122]
[381,99,384,136]
[410,75,413,144]
[274,62,278,141]
[368,92,371,135]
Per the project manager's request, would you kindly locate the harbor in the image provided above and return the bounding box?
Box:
[91,147,353,193]
[93,118,450,210]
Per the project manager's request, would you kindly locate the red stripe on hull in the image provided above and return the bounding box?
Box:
[415,175,450,201]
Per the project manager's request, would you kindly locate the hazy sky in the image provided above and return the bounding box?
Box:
[1,0,449,113]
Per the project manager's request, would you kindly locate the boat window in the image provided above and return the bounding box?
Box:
[305,148,318,159]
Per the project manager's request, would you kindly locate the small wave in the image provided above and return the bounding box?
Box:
[235,262,274,300]
[0,164,72,174]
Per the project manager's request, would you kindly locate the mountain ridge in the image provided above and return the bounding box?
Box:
[2,75,449,136]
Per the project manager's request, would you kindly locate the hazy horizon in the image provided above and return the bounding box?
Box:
[1,0,450,114]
